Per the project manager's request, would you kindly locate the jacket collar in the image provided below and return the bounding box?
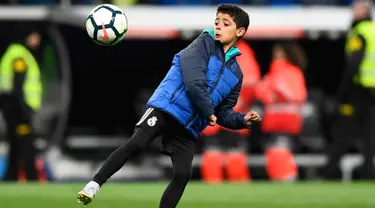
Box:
[202,29,241,62]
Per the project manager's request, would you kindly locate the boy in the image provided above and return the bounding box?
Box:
[77,4,260,208]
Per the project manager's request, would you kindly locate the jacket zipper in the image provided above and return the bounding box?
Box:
[185,61,226,127]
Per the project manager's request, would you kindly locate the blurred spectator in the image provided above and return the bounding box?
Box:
[0,24,43,182]
[254,41,307,182]
[321,0,375,179]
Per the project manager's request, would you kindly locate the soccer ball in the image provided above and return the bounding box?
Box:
[85,4,128,46]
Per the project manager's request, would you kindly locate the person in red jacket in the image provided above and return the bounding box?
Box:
[201,40,261,183]
[254,42,307,182]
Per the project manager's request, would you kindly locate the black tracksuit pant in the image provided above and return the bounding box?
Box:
[93,108,196,208]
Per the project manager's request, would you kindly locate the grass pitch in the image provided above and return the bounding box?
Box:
[0,181,374,208]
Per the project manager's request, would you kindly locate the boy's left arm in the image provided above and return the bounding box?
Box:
[215,82,256,129]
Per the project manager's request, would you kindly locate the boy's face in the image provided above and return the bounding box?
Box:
[214,12,245,45]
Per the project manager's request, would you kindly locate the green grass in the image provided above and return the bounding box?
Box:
[1,181,375,208]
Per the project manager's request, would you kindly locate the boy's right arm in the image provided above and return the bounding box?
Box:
[180,34,215,120]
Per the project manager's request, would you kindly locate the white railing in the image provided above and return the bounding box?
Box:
[0,5,360,39]
[0,5,362,31]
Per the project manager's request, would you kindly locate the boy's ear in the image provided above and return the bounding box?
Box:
[236,27,246,38]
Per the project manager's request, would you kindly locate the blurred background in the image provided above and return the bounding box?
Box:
[1,0,375,206]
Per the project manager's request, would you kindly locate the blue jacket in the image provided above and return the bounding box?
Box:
[147,29,248,138]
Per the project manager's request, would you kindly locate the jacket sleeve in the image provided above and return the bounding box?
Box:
[0,46,27,99]
[180,33,215,119]
[336,34,366,102]
[215,81,249,129]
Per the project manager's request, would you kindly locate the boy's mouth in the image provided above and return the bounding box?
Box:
[215,34,221,38]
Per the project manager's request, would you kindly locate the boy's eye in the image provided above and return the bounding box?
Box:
[224,23,229,26]
[215,22,219,26]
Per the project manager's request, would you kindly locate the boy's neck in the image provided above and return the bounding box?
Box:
[223,45,230,53]
[223,41,237,53]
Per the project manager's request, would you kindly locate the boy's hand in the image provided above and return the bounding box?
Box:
[244,111,261,126]
[207,114,217,126]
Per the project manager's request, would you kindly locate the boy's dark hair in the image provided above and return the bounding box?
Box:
[276,41,308,71]
[216,4,250,32]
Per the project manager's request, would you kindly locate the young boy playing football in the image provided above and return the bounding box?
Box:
[77,4,260,208]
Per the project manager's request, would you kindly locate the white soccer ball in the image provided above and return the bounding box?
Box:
[85,4,128,46]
